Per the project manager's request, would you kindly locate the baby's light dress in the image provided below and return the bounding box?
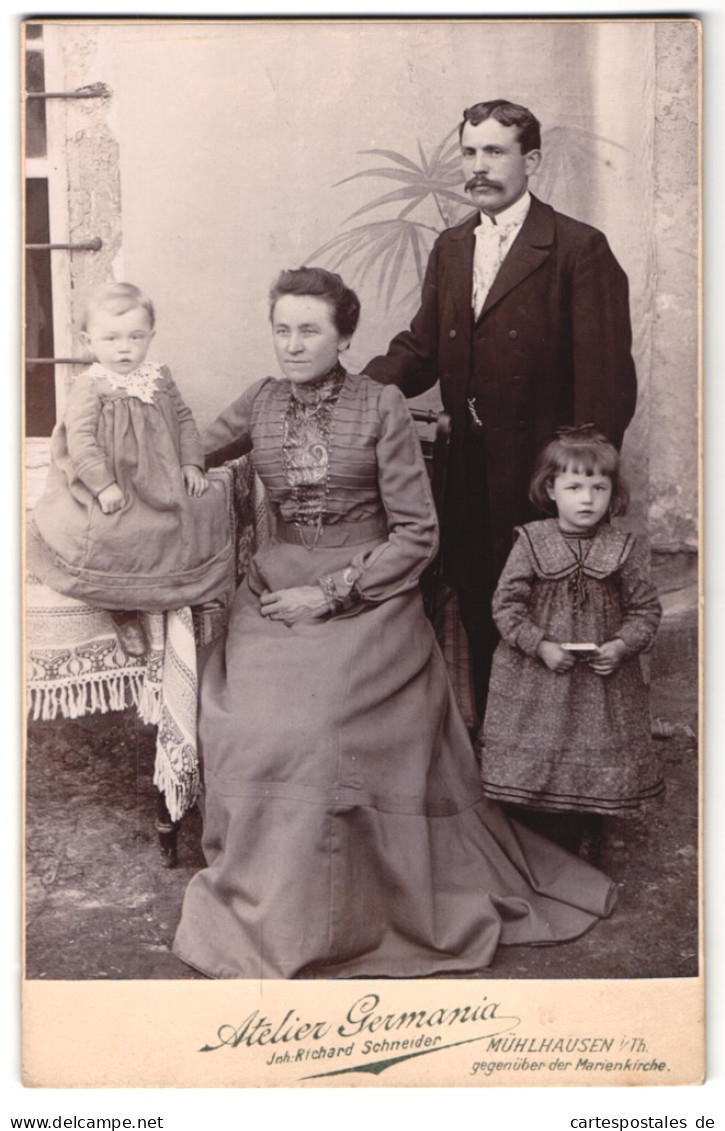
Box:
[30,361,232,610]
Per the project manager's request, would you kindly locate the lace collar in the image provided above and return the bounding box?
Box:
[288,362,346,406]
[516,519,634,579]
[85,361,163,404]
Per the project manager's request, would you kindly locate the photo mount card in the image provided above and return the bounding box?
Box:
[21,15,703,1090]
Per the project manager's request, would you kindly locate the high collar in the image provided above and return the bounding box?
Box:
[477,190,531,231]
[450,193,555,249]
[451,194,557,321]
[288,362,346,405]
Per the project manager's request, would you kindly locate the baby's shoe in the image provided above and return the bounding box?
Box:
[110,611,148,658]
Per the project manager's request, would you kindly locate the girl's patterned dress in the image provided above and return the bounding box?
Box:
[478,519,663,816]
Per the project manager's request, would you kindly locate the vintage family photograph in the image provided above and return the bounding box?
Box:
[20,16,702,1088]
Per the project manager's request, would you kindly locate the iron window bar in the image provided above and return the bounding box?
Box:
[26,238,102,252]
[26,358,88,366]
[25,83,112,101]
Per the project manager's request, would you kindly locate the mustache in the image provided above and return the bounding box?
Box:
[465,177,501,192]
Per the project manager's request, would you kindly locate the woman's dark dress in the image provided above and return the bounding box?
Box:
[172,369,616,979]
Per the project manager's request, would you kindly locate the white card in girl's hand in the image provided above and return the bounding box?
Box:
[561,642,599,657]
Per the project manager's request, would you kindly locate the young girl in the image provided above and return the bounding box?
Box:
[29,282,232,656]
[477,425,663,862]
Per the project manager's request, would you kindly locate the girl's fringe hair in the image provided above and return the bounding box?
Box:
[529,424,629,517]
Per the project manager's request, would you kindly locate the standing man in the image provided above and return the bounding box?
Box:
[365,99,637,718]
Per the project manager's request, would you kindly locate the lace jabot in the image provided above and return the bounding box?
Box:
[85,361,163,404]
[282,364,347,527]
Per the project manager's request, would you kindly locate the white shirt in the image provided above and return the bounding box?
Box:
[471,191,531,318]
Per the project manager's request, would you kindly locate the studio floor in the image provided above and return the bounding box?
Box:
[24,556,699,983]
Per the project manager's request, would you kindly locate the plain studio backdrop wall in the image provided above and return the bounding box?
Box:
[33,19,698,550]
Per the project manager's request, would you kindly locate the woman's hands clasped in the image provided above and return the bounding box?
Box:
[260,586,331,626]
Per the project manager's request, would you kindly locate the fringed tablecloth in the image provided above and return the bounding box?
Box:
[25,458,270,822]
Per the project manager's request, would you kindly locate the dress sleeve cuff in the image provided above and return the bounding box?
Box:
[516,622,546,657]
[318,566,363,613]
[616,625,648,653]
[180,437,205,468]
[74,456,116,496]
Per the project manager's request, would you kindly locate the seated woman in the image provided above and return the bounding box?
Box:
[173,266,617,980]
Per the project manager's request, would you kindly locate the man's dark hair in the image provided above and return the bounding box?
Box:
[459,100,542,153]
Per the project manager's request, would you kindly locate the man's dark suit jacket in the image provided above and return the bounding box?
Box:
[365,193,638,590]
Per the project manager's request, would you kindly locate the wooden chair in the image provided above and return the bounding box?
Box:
[410,408,476,733]
[409,406,451,618]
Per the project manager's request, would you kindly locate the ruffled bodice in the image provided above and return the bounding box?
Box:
[203,370,439,607]
[280,363,346,526]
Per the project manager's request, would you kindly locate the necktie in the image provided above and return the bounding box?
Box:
[472,218,516,319]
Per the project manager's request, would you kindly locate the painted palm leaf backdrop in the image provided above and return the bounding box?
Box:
[310,124,625,314]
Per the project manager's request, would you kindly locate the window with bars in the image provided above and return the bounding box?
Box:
[24,25,56,436]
